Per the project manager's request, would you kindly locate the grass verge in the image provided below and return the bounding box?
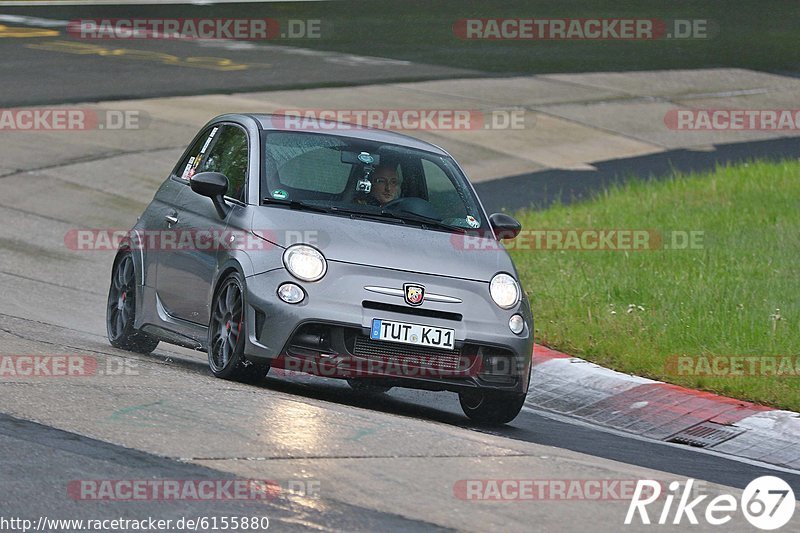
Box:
[511,159,800,411]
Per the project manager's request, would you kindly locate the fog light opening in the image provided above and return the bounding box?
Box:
[509,314,524,335]
[484,355,512,375]
[278,283,305,304]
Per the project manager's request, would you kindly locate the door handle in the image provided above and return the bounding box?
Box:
[165,213,178,225]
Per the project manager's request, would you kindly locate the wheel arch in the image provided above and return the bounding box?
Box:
[211,260,247,302]
[111,242,148,320]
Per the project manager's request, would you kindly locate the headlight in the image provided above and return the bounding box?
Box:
[283,245,327,282]
[490,273,520,309]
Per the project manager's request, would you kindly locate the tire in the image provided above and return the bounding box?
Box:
[106,252,159,354]
[347,379,392,394]
[458,390,527,426]
[207,271,268,383]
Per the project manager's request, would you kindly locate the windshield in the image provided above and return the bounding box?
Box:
[261,131,487,232]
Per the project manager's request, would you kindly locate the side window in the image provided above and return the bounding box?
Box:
[175,126,220,182]
[174,125,248,202]
[197,126,249,202]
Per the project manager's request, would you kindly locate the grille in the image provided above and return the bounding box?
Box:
[352,336,464,371]
[667,422,745,448]
[362,301,462,322]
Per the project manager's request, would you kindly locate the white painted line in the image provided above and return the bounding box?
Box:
[195,40,411,67]
[0,14,68,26]
[534,356,656,386]
[679,88,770,99]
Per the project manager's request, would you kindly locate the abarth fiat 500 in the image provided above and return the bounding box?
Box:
[106,114,533,425]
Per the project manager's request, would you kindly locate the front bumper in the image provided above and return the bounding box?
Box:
[242,261,533,394]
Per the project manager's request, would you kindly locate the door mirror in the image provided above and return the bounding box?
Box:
[489,213,522,240]
[190,171,228,197]
[190,172,230,218]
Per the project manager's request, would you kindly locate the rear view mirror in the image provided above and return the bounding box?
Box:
[489,213,522,240]
[341,150,381,166]
[190,172,230,218]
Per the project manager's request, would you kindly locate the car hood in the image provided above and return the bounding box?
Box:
[252,208,516,282]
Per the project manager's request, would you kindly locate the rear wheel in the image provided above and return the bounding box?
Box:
[459,390,526,426]
[208,272,268,383]
[106,253,159,354]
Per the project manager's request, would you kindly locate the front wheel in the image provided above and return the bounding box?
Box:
[459,390,527,426]
[208,272,268,383]
[106,252,159,354]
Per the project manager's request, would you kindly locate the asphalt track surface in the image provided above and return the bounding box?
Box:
[0,414,450,532]
[0,5,479,106]
[1,3,799,532]
[2,319,798,529]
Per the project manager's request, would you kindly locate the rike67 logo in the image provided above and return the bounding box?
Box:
[625,477,795,530]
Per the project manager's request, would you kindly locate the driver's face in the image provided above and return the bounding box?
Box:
[371,167,400,205]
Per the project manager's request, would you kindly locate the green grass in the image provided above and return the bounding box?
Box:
[510,160,800,410]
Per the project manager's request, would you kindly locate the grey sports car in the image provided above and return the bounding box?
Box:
[106,113,533,425]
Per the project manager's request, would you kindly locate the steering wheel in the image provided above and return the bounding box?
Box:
[382,198,406,210]
[382,197,443,220]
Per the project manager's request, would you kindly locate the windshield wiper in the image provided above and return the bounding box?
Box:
[378,209,466,233]
[261,198,331,214]
[328,206,409,225]
[260,200,464,232]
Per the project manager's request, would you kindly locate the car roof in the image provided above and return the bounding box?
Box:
[234,113,450,156]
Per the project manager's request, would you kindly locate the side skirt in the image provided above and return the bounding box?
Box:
[136,285,208,351]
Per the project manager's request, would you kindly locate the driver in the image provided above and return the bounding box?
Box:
[357,164,403,206]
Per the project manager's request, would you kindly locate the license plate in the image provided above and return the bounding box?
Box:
[370,319,455,350]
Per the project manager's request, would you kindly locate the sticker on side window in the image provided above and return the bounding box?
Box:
[200,127,219,154]
[180,126,219,180]
[180,155,196,180]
